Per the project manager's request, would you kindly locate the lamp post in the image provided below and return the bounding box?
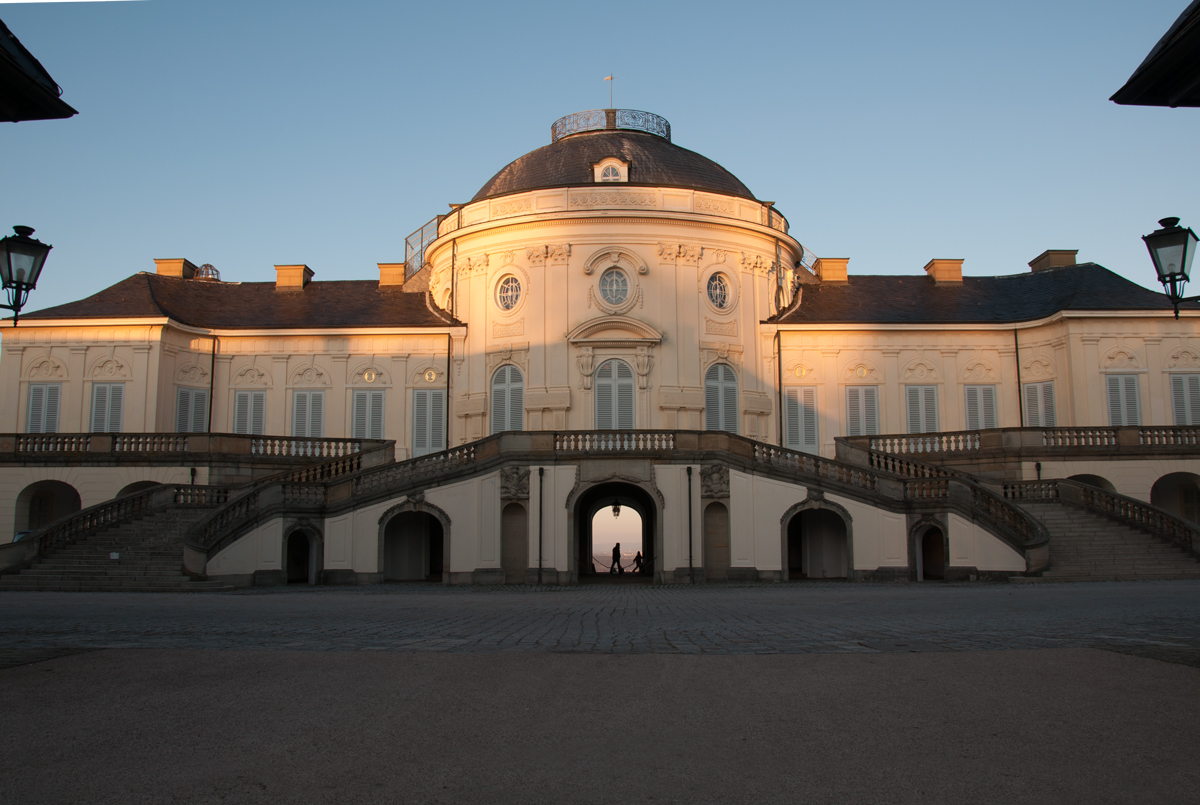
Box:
[0,226,52,326]
[1144,217,1199,319]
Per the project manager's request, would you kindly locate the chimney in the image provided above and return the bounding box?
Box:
[378,262,406,287]
[275,264,313,290]
[1028,250,1078,272]
[154,258,198,279]
[924,258,963,284]
[814,257,849,283]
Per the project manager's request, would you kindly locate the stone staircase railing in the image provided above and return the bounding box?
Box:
[0,432,388,458]
[1003,478,1200,557]
[840,425,1200,458]
[185,430,1051,576]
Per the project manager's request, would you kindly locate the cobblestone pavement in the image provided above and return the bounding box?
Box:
[3,580,1200,661]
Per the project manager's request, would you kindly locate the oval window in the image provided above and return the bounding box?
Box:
[497,275,522,311]
[707,273,730,309]
[599,268,629,305]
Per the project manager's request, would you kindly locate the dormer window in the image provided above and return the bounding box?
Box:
[592,157,629,183]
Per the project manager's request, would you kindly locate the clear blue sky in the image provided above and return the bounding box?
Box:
[1,0,1196,313]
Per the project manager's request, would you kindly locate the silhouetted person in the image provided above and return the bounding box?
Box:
[633,551,644,573]
[611,543,620,574]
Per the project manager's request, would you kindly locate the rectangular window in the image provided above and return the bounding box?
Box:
[352,389,385,439]
[292,390,325,438]
[413,388,446,456]
[1106,374,1141,426]
[1170,374,1200,425]
[1023,381,1056,427]
[845,386,879,437]
[905,385,939,434]
[26,383,61,434]
[233,390,266,435]
[90,383,124,433]
[176,387,209,433]
[964,385,998,430]
[784,387,819,453]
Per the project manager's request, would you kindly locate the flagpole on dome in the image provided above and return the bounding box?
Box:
[604,74,614,108]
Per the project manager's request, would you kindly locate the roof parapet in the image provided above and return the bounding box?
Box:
[924,259,963,284]
[1028,250,1078,272]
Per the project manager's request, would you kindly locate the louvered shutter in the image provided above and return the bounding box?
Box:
[965,386,981,430]
[429,389,445,451]
[906,386,921,433]
[846,387,862,436]
[91,383,123,433]
[784,388,801,449]
[1024,384,1041,427]
[508,373,523,431]
[615,361,635,430]
[368,390,384,439]
[250,392,265,435]
[1170,375,1200,425]
[293,391,309,438]
[310,392,324,437]
[191,390,208,433]
[705,373,721,430]
[863,386,879,435]
[177,388,191,433]
[721,367,738,433]
[801,387,818,452]
[43,385,60,433]
[27,385,45,433]
[1106,375,1140,426]
[352,390,369,439]
[705,364,738,434]
[784,386,819,453]
[980,385,997,429]
[595,361,614,430]
[491,368,508,434]
[91,384,108,432]
[106,384,123,432]
[906,385,937,434]
[234,391,250,434]
[413,390,429,453]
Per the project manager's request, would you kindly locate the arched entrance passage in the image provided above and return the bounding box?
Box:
[574,481,656,583]
[285,529,318,585]
[1068,474,1116,493]
[14,480,81,535]
[916,524,946,581]
[703,502,731,581]
[784,506,849,580]
[1151,473,1200,524]
[383,511,445,582]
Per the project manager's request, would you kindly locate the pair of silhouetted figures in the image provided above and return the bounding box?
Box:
[602,544,644,574]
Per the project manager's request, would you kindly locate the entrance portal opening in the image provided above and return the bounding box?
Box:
[383,511,445,582]
[575,482,655,583]
[1151,473,1200,524]
[919,526,945,580]
[286,531,314,584]
[786,509,848,580]
[14,480,81,536]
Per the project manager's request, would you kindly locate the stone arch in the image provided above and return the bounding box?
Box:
[14,480,81,535]
[780,494,854,581]
[87,355,132,380]
[1151,472,1200,524]
[569,476,663,583]
[1068,474,1116,493]
[908,515,948,581]
[23,355,67,380]
[116,481,161,498]
[377,497,451,583]
[283,521,323,585]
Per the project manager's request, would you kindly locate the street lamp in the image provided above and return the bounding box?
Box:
[0,226,52,326]
[1144,217,1199,319]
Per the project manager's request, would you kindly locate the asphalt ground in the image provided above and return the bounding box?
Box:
[2,582,1199,804]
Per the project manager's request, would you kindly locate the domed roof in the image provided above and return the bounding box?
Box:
[471,110,756,202]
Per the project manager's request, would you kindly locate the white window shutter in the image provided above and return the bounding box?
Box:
[846,387,862,436]
[293,391,309,438]
[368,390,385,439]
[43,385,60,433]
[192,390,208,433]
[27,385,45,433]
[508,372,523,431]
[705,364,738,434]
[309,391,324,437]
[922,386,938,432]
[413,390,429,454]
[784,388,801,449]
[250,392,265,435]
[429,389,445,451]
[801,387,818,453]
[721,367,738,433]
[1123,376,1140,426]
[177,388,191,433]
[1040,382,1055,427]
[107,384,123,432]
[491,369,508,435]
[91,384,108,433]
[1172,375,1187,425]
[906,386,921,433]
[965,386,980,431]
[980,386,997,429]
[234,391,250,434]
[906,385,936,434]
[617,378,634,430]
[1107,375,1140,426]
[704,374,720,430]
[863,386,879,435]
[353,390,368,439]
[1024,384,1041,427]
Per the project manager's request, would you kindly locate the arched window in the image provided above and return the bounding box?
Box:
[595,359,634,430]
[704,364,738,433]
[600,165,622,181]
[491,365,524,434]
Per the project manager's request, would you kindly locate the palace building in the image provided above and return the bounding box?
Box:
[2,109,1199,590]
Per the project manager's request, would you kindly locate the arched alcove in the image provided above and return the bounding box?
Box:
[703,501,730,581]
[1068,474,1116,493]
[14,480,81,535]
[784,506,850,580]
[1151,473,1200,524]
[501,502,528,584]
[382,511,446,582]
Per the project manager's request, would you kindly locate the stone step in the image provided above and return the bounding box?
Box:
[21,569,187,579]
[0,579,232,592]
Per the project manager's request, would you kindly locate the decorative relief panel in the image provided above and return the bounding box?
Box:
[960,359,998,382]
[500,466,530,500]
[89,357,131,379]
[704,317,737,336]
[842,361,881,382]
[577,346,595,390]
[569,191,656,207]
[491,197,533,218]
[902,360,939,382]
[291,365,330,387]
[486,343,529,375]
[547,245,571,266]
[701,465,730,498]
[24,356,66,380]
[695,196,735,215]
[679,245,703,265]
[1102,347,1142,370]
[1166,347,1200,369]
[349,364,390,386]
[493,319,525,338]
[461,253,489,276]
[526,246,547,267]
[1022,357,1055,379]
[232,365,272,387]
[787,362,818,381]
[701,341,743,367]
[176,364,209,384]
[634,346,653,389]
[657,243,679,265]
[740,252,770,275]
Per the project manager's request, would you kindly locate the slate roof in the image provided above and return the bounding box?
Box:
[775,264,1195,325]
[17,273,459,329]
[472,130,755,202]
